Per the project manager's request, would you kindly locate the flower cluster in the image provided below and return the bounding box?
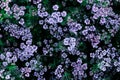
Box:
[71,58,87,79]
[54,65,64,79]
[0,0,120,80]
[63,37,76,51]
[3,24,32,40]
[68,21,82,35]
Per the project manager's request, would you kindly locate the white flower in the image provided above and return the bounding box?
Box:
[70,37,76,42]
[5,75,10,80]
[77,0,83,3]
[63,38,70,45]
[68,46,74,51]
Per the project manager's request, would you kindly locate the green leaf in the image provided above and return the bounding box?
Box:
[63,71,72,80]
[7,64,17,71]
[0,40,4,46]
[92,63,99,73]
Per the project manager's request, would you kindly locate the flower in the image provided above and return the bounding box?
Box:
[100,17,106,25]
[92,4,99,12]
[5,75,10,79]
[61,53,67,58]
[63,38,70,45]
[57,17,63,23]
[2,62,8,66]
[77,0,83,3]
[39,20,44,25]
[54,65,64,79]
[84,18,90,25]
[0,54,5,60]
[19,18,25,25]
[61,11,67,17]
[52,5,59,11]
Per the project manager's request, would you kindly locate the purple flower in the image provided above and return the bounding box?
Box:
[54,65,64,79]
[84,18,90,25]
[6,52,12,58]
[12,55,18,62]
[68,46,74,51]
[20,43,26,49]
[75,23,82,30]
[37,3,42,9]
[2,62,8,66]
[82,30,88,35]
[89,26,96,31]
[63,38,70,45]
[26,39,32,45]
[25,73,30,77]
[39,20,44,25]
[90,53,95,58]
[117,67,120,72]
[100,17,106,25]
[52,5,59,11]
[61,11,67,17]
[43,24,48,29]
[25,62,30,67]
[18,11,25,16]
[0,54,5,60]
[82,63,87,70]
[47,18,56,24]
[61,53,67,58]
[77,59,82,64]
[43,12,48,17]
[0,34,2,38]
[93,14,99,19]
[92,4,99,12]
[72,70,78,76]
[57,17,63,23]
